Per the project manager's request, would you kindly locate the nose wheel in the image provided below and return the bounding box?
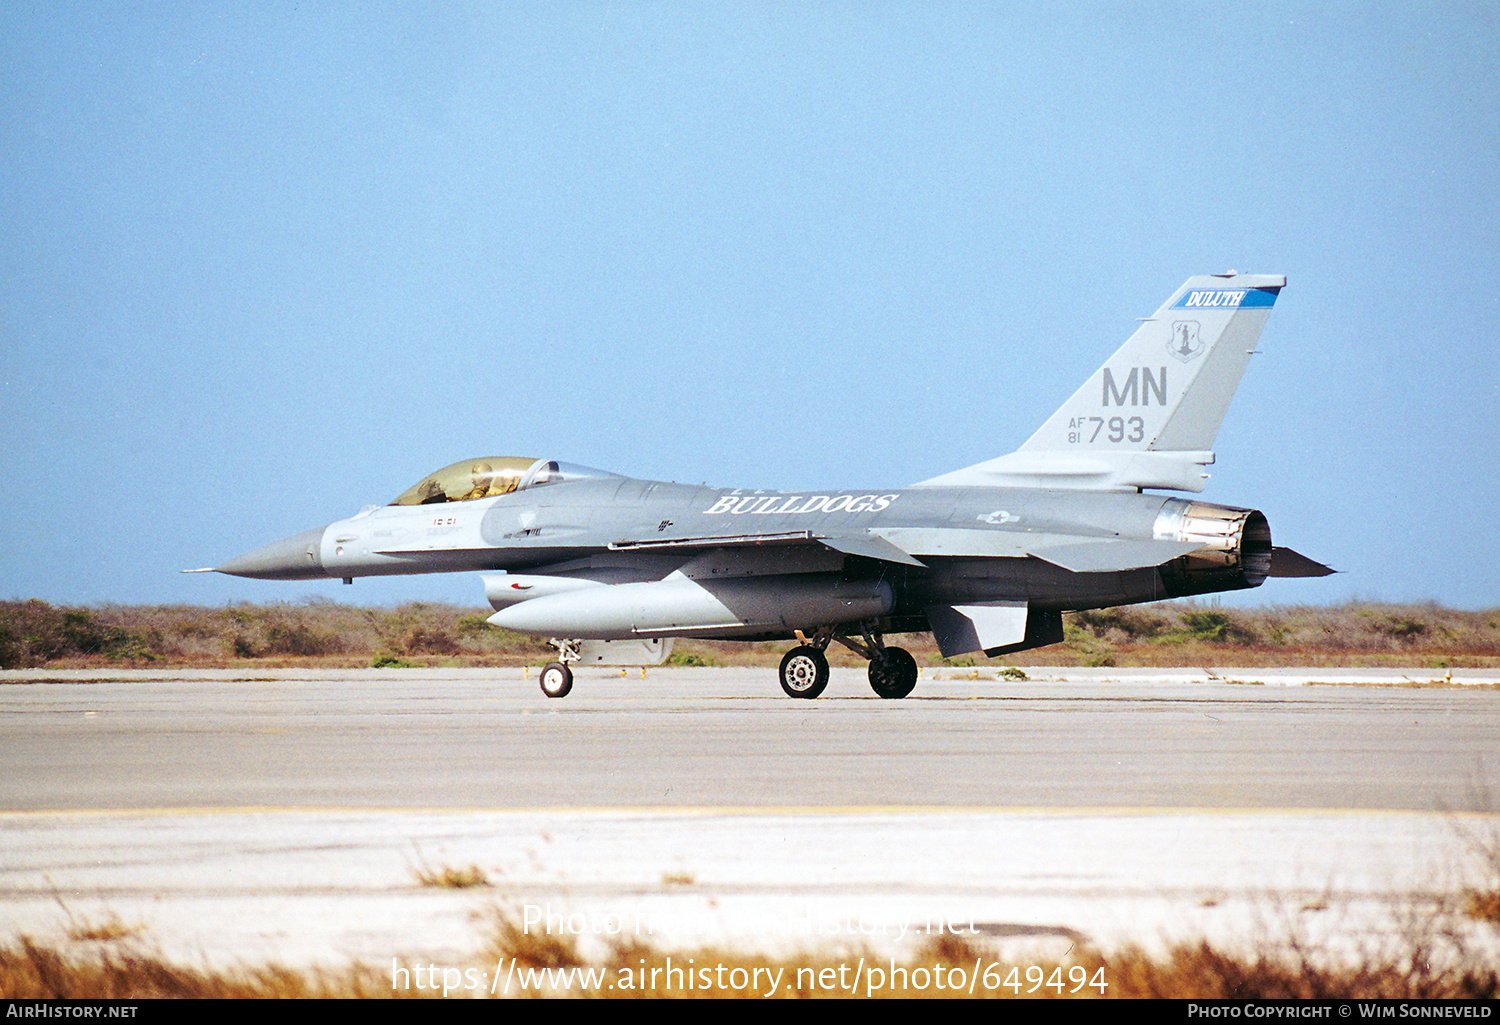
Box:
[539,661,574,698]
[538,638,581,698]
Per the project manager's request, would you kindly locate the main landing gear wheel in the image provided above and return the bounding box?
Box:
[779,646,830,699]
[868,646,918,699]
[539,661,573,698]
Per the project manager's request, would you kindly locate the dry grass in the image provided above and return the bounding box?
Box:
[0,936,407,999]
[0,599,552,669]
[1466,891,1500,923]
[1099,939,1497,1000]
[62,913,146,944]
[467,889,1500,998]
[9,871,1499,1000]
[4,599,1498,671]
[1453,810,1500,925]
[413,863,491,890]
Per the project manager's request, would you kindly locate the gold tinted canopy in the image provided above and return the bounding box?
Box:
[389,457,538,506]
[389,457,620,506]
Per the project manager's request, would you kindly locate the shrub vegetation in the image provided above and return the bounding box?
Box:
[1,599,1497,670]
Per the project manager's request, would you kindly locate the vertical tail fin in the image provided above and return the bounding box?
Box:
[916,273,1285,492]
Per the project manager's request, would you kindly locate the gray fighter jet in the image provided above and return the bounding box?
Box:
[201,273,1331,699]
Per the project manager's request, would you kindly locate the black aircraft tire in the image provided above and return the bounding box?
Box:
[868,646,918,699]
[539,662,574,698]
[779,646,830,699]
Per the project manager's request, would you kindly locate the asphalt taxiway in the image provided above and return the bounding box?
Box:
[3,667,1498,971]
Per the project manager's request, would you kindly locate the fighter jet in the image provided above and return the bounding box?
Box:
[201,273,1330,699]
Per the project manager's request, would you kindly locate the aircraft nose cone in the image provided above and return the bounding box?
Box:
[216,527,327,580]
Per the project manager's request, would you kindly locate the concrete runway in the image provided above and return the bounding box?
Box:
[4,665,1499,810]
[3,666,1499,976]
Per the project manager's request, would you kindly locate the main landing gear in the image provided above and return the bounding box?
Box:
[778,646,830,699]
[867,646,919,699]
[778,622,919,700]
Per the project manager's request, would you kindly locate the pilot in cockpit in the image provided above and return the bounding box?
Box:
[460,462,523,501]
[459,462,497,501]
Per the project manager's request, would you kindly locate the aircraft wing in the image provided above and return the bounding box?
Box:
[613,528,1209,574]
[812,533,928,567]
[610,531,821,553]
[609,531,927,568]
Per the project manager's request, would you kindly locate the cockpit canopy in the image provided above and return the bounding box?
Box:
[389,457,619,506]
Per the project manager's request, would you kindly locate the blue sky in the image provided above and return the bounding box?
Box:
[3,2,1497,610]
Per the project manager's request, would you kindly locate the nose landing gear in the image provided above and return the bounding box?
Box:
[539,661,574,698]
[539,638,581,698]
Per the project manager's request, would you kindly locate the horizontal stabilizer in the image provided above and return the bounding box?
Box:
[872,527,1203,571]
[1268,547,1336,578]
[1032,539,1207,574]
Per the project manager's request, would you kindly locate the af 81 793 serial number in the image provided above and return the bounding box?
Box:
[1068,415,1146,444]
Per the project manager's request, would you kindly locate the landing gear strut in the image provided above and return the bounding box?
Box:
[777,622,918,700]
[539,638,580,698]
